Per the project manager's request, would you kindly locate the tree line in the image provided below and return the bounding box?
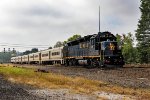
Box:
[117,0,150,64]
[0,49,17,63]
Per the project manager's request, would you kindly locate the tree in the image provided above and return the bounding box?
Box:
[48,46,52,49]
[116,34,123,49]
[123,33,137,63]
[63,34,81,45]
[0,52,11,63]
[63,41,67,45]
[67,34,81,42]
[116,34,122,43]
[136,0,150,63]
[116,33,138,64]
[22,48,38,55]
[31,48,38,53]
[52,34,81,48]
[0,49,18,63]
[23,50,31,55]
[54,41,63,48]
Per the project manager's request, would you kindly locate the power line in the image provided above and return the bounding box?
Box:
[0,43,50,47]
[0,42,50,49]
[0,45,48,48]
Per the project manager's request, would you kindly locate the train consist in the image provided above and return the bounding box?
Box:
[11,32,124,68]
[11,47,64,65]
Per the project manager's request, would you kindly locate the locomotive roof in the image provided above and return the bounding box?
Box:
[67,32,116,46]
[67,35,93,45]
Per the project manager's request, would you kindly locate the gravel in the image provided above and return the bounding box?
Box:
[94,91,137,100]
[27,89,96,100]
[0,75,40,100]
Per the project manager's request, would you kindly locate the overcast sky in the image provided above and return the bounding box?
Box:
[0,0,141,52]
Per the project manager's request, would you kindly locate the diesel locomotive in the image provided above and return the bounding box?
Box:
[63,32,124,68]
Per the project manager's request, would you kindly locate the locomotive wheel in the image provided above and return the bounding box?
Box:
[91,60,100,68]
[98,61,104,68]
[92,61,97,68]
[64,60,69,67]
[65,62,68,67]
[69,61,73,66]
[85,60,92,69]
[72,60,77,66]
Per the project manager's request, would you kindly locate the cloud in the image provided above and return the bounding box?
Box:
[0,0,141,51]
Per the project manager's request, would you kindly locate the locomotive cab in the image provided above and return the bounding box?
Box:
[100,41,124,67]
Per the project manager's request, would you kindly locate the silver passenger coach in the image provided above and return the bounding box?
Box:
[11,47,64,65]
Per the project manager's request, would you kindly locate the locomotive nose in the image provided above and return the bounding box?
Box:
[104,55,124,65]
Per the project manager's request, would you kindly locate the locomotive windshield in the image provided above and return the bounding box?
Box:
[101,41,119,55]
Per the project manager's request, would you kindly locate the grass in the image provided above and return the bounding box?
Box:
[0,64,102,93]
[0,64,150,99]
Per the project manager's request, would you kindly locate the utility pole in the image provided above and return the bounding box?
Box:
[2,48,4,63]
[99,6,101,33]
